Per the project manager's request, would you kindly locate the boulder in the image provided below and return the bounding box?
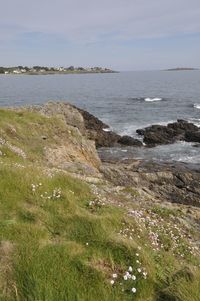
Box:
[76,106,143,148]
[185,131,200,143]
[137,120,199,146]
[118,135,143,146]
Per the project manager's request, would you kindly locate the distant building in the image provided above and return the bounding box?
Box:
[13,70,21,74]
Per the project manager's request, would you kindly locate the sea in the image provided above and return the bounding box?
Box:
[0,70,200,164]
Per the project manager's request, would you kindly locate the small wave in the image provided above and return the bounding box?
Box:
[130,97,163,102]
[145,97,162,102]
[188,118,200,127]
[103,128,111,132]
[193,103,200,109]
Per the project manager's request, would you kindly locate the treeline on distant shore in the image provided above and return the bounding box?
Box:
[0,65,116,74]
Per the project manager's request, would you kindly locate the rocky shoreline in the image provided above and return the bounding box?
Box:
[8,101,200,209]
[72,105,200,148]
[1,101,200,301]
[26,102,200,210]
[76,104,200,208]
[136,120,200,146]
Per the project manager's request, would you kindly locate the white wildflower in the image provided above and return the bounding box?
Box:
[128,266,133,272]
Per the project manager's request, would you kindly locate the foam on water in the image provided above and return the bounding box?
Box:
[188,118,200,127]
[144,97,162,102]
[130,97,163,102]
[103,128,111,132]
[98,141,200,164]
[193,103,200,109]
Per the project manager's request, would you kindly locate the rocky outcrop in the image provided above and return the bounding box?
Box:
[31,101,86,134]
[118,135,143,146]
[185,131,200,143]
[101,160,200,208]
[22,102,102,175]
[33,102,142,148]
[137,120,199,146]
[75,105,142,148]
[5,102,200,209]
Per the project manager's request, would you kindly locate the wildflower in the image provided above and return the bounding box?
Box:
[110,280,115,285]
[136,253,139,256]
[112,273,117,279]
[137,268,141,273]
[86,242,89,246]
[123,275,128,281]
[131,287,137,293]
[132,275,136,280]
[128,266,133,272]
[143,272,147,279]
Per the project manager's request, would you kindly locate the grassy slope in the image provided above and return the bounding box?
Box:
[0,109,199,301]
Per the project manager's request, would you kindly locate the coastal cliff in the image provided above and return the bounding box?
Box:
[0,102,199,301]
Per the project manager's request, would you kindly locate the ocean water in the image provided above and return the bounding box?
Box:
[0,71,200,163]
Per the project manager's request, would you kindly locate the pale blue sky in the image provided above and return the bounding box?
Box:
[1,0,200,70]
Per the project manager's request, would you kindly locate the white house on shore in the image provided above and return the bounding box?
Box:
[13,70,21,74]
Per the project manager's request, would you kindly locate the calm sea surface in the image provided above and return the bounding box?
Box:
[0,71,200,163]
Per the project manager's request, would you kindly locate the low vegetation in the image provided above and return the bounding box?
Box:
[0,107,199,301]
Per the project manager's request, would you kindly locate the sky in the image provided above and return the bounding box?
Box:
[0,0,200,70]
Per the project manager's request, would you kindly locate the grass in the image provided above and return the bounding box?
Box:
[0,108,199,300]
[0,163,199,301]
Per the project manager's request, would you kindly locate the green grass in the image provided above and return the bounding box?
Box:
[0,108,80,164]
[0,163,199,301]
[0,108,199,301]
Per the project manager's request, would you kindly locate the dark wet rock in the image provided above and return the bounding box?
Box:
[185,131,200,143]
[144,128,176,146]
[101,160,200,208]
[76,106,143,148]
[137,120,199,146]
[74,106,120,147]
[168,119,198,133]
[118,135,143,146]
[87,129,120,148]
[76,107,108,132]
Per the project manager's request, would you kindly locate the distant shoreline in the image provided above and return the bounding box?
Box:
[0,66,118,75]
[164,68,199,71]
[1,71,118,75]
